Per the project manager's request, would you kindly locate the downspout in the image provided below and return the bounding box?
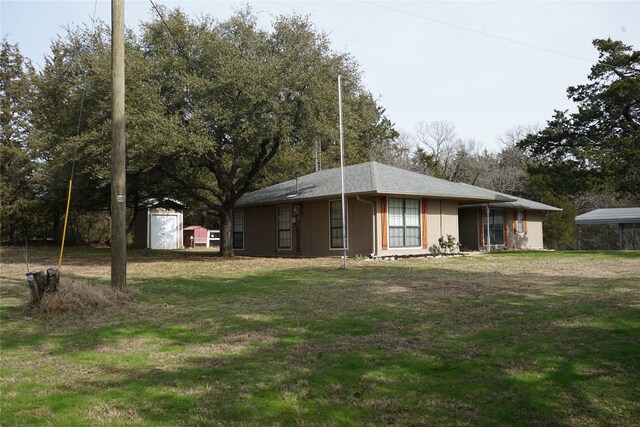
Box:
[356,195,377,257]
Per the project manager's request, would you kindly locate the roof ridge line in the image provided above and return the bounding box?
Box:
[370,161,379,191]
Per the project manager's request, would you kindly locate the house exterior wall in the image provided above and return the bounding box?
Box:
[374,196,459,256]
[347,197,376,256]
[239,196,553,257]
[458,208,479,251]
[458,207,546,250]
[236,205,276,256]
[236,197,374,257]
[426,199,459,253]
[524,210,544,249]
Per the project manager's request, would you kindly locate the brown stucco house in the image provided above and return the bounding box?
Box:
[233,162,560,257]
[458,193,562,251]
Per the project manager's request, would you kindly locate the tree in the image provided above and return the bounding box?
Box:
[413,120,457,177]
[30,23,181,243]
[0,39,37,244]
[370,131,413,170]
[142,8,396,256]
[26,9,395,254]
[519,39,640,203]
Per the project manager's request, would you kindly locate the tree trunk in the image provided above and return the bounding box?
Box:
[219,208,234,258]
[9,224,18,246]
[53,211,60,245]
[26,267,60,306]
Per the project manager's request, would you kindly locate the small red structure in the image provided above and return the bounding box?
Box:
[183,226,208,248]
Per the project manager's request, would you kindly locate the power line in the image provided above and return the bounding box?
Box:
[358,0,598,65]
[149,0,181,51]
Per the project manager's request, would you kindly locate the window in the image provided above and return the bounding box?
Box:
[517,211,524,234]
[388,198,421,248]
[482,209,504,246]
[232,210,244,250]
[277,205,292,249]
[330,200,347,249]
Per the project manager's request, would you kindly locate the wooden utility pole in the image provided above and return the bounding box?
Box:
[111,0,126,289]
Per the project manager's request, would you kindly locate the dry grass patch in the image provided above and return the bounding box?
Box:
[1,248,639,426]
[30,279,137,316]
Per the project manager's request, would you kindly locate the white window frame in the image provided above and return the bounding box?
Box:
[329,199,348,250]
[232,209,244,250]
[387,197,422,249]
[277,205,292,250]
[517,210,525,234]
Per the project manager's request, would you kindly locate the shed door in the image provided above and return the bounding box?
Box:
[150,214,179,249]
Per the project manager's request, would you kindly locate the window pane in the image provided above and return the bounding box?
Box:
[405,199,420,226]
[233,232,243,249]
[331,227,343,248]
[233,210,244,249]
[388,198,404,226]
[389,227,404,248]
[492,209,503,226]
[330,200,346,249]
[490,210,504,245]
[518,211,524,233]
[277,206,291,248]
[278,206,290,230]
[331,202,343,223]
[331,238,342,249]
[406,227,421,247]
[233,210,244,232]
[278,230,291,248]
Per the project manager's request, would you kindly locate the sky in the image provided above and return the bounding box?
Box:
[2,1,639,151]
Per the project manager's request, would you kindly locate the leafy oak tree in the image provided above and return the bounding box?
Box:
[142,8,396,256]
[30,22,182,242]
[27,8,395,255]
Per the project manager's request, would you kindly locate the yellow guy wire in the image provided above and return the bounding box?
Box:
[57,0,98,267]
[58,179,73,267]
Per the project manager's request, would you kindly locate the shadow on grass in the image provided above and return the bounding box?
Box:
[1,263,639,425]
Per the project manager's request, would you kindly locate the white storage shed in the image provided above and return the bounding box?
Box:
[133,199,185,249]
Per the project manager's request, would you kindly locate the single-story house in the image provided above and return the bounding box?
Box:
[458,191,562,251]
[234,162,561,257]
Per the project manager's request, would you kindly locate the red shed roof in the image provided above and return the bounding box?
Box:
[184,225,207,231]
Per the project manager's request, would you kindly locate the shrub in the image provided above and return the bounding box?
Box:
[438,235,461,254]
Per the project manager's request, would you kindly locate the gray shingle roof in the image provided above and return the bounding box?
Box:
[459,187,563,212]
[575,207,640,225]
[237,162,515,207]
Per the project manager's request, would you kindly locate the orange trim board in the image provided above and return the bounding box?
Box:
[503,208,508,246]
[381,197,388,250]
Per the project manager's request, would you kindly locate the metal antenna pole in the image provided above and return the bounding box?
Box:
[338,75,347,269]
[111,0,126,289]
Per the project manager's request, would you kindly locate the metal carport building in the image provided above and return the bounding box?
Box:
[575,208,640,250]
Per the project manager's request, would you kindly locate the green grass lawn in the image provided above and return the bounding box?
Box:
[1,248,639,425]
